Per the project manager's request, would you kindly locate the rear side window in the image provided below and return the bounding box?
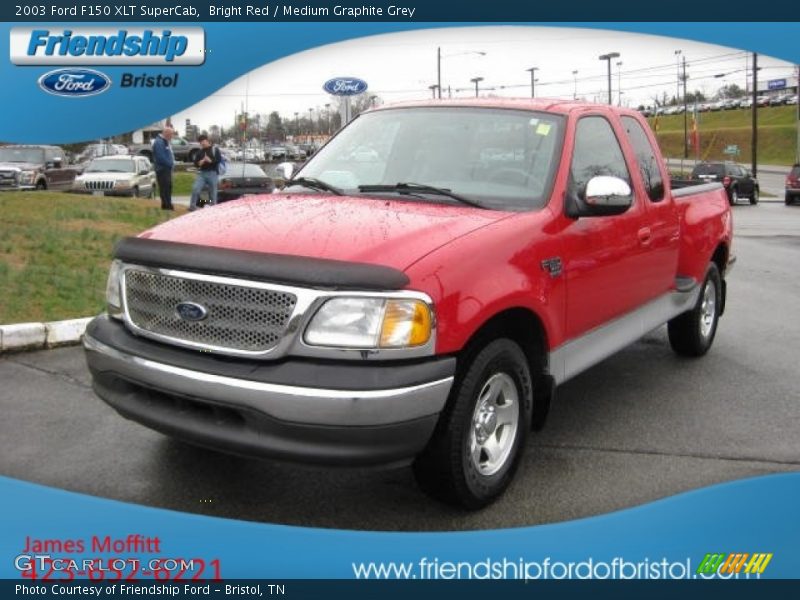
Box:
[621,116,664,202]
[569,116,630,193]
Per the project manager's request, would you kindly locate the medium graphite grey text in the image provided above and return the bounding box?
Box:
[208,4,418,18]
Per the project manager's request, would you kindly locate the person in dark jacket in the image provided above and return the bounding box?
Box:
[188,134,222,211]
[152,127,175,210]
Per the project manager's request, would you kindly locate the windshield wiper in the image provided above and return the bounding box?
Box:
[358,182,485,209]
[285,177,343,196]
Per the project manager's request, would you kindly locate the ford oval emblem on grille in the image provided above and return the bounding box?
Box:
[176,302,208,322]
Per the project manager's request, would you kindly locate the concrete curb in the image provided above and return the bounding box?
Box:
[0,317,93,353]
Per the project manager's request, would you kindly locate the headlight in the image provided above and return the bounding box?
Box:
[114,180,132,189]
[304,297,432,349]
[105,260,123,319]
[19,170,36,185]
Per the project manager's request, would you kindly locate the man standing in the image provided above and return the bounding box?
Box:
[189,134,221,211]
[152,126,175,210]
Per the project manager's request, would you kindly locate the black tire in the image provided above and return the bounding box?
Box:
[149,184,156,199]
[668,263,722,357]
[413,338,533,509]
[787,193,794,206]
[749,187,759,205]
[35,179,47,190]
[131,186,140,198]
[729,186,738,205]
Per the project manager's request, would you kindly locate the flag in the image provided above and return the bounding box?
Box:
[691,104,700,159]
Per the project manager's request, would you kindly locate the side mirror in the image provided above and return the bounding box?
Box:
[276,162,294,181]
[566,175,633,219]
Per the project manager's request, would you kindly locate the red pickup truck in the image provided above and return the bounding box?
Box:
[84,99,734,508]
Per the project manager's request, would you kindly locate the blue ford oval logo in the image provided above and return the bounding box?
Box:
[37,68,111,98]
[176,302,208,322]
[323,77,368,96]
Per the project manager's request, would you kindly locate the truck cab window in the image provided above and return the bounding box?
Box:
[569,116,630,195]
[621,116,665,202]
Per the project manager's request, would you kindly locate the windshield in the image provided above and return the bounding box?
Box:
[0,147,45,163]
[297,107,565,211]
[86,158,135,173]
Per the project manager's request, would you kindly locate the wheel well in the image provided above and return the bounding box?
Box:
[458,308,551,430]
[711,243,728,277]
[711,243,728,315]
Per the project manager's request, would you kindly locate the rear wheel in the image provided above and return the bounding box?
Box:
[668,263,721,357]
[787,193,795,206]
[413,338,533,509]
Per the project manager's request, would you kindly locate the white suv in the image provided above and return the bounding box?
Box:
[71,155,156,198]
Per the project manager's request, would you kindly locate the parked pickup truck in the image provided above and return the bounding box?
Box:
[84,99,734,508]
[130,136,201,163]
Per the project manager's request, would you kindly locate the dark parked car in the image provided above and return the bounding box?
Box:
[216,162,275,202]
[0,145,78,191]
[130,137,202,163]
[690,162,759,205]
[786,164,800,205]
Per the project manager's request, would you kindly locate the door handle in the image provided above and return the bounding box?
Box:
[638,227,652,246]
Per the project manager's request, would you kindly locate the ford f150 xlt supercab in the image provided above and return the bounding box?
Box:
[84,99,734,508]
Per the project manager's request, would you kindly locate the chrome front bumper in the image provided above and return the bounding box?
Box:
[83,317,455,466]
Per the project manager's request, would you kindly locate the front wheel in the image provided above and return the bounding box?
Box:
[668,263,721,357]
[413,338,533,509]
[729,187,738,205]
[787,193,795,206]
[750,187,759,205]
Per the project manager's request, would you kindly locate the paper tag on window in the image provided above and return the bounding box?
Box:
[536,123,551,136]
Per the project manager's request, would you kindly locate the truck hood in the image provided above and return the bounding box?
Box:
[0,162,38,172]
[77,172,136,182]
[141,193,513,271]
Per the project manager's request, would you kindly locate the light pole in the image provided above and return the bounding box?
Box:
[293,112,299,138]
[674,49,682,106]
[572,70,579,99]
[682,56,688,159]
[428,84,439,99]
[752,53,758,178]
[616,60,623,106]
[526,67,539,98]
[308,108,314,136]
[437,48,486,99]
[471,76,484,97]
[598,52,620,105]
[324,103,331,135]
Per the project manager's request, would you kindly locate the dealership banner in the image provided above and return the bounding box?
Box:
[1,0,800,592]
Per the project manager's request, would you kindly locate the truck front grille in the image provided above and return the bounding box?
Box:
[85,180,115,190]
[123,269,297,353]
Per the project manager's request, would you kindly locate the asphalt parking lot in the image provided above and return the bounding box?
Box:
[1,201,799,531]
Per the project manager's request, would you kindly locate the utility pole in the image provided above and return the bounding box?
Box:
[752,53,758,178]
[599,53,619,105]
[796,64,800,164]
[682,56,688,160]
[526,67,538,98]
[616,61,623,106]
[436,47,441,99]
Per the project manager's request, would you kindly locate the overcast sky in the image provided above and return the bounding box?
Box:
[172,26,796,133]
